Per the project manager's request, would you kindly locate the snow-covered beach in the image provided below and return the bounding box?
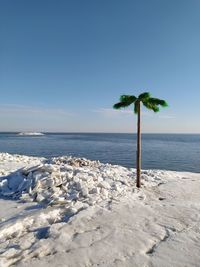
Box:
[0,153,200,267]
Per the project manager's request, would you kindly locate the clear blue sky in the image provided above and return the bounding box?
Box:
[0,0,200,133]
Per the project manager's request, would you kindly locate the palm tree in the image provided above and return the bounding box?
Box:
[113,92,168,188]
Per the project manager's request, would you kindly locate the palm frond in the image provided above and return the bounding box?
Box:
[120,95,137,104]
[142,101,160,113]
[142,101,152,110]
[152,105,160,112]
[142,96,168,112]
[113,102,132,109]
[148,98,168,107]
[138,92,151,101]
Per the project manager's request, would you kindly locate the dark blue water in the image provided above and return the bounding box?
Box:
[0,133,199,173]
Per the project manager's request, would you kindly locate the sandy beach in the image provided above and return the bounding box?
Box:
[0,153,199,267]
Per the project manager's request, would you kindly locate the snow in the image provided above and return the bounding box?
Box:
[0,153,200,267]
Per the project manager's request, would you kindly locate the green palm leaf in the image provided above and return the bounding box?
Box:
[113,102,131,109]
[138,92,151,101]
[120,95,137,104]
[142,100,160,113]
[152,105,160,112]
[142,101,153,110]
[113,95,137,110]
[148,98,168,107]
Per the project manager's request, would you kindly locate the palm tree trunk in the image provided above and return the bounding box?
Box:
[136,101,141,188]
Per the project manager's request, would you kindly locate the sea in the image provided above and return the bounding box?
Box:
[0,133,199,173]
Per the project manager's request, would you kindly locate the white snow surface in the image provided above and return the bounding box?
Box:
[0,153,200,267]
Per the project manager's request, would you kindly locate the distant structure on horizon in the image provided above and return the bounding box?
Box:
[18,132,45,136]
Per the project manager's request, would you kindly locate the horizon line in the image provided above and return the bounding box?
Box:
[0,131,199,135]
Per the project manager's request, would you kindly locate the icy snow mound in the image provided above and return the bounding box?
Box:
[0,153,45,177]
[0,155,165,208]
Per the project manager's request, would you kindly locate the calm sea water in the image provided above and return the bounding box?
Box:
[0,133,199,173]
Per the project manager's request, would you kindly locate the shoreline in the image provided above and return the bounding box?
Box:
[0,133,199,174]
[0,153,200,267]
[0,152,199,175]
